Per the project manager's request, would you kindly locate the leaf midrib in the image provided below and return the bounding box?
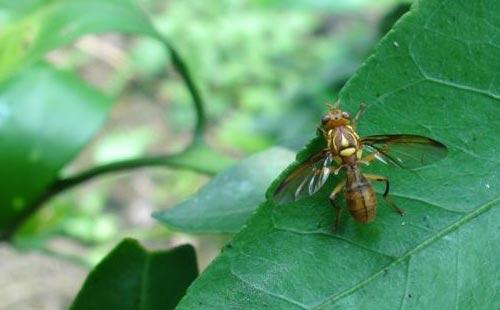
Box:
[310,195,500,309]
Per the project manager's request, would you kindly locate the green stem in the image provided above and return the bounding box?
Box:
[161,38,207,140]
[0,151,218,241]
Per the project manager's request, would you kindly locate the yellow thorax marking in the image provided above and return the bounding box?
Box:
[341,134,349,147]
[340,147,356,157]
[345,125,359,140]
[331,130,338,151]
[327,129,333,149]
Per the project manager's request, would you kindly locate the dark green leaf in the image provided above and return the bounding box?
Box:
[72,239,198,310]
[177,0,500,308]
[154,147,295,233]
[0,63,112,234]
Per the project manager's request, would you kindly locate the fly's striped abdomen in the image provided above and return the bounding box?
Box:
[345,167,376,223]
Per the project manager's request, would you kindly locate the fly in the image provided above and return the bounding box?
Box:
[273,100,448,232]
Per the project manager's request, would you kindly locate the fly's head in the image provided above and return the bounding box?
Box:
[321,101,350,129]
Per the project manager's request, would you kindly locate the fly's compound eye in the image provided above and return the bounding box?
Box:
[342,111,351,119]
[321,115,331,125]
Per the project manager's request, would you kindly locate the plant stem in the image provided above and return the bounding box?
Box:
[0,151,218,241]
[161,38,207,140]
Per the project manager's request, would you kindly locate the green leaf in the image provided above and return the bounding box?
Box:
[0,0,157,80]
[0,0,212,237]
[0,0,206,135]
[177,0,500,308]
[0,63,112,235]
[71,239,198,310]
[154,147,295,233]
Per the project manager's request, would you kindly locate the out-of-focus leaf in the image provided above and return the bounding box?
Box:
[0,0,212,237]
[71,239,198,310]
[0,63,112,234]
[154,147,294,233]
[378,2,411,36]
[93,128,155,164]
[0,0,51,24]
[0,0,160,80]
[0,0,206,136]
[176,0,500,308]
[164,143,236,176]
[250,0,407,12]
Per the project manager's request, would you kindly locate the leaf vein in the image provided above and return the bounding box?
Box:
[399,257,411,310]
[273,226,397,260]
[311,196,500,309]
[229,263,308,309]
[455,228,460,310]
[388,193,466,214]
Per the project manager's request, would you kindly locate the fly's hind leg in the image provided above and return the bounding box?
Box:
[329,179,346,233]
[363,174,404,216]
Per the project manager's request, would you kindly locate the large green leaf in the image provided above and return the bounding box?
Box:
[177,0,500,308]
[71,239,198,310]
[0,63,112,235]
[154,147,295,233]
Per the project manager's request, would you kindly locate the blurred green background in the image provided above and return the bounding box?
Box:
[0,0,410,308]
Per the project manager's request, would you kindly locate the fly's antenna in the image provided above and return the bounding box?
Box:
[326,99,340,110]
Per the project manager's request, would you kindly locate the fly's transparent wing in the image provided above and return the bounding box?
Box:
[361,135,447,169]
[273,150,335,205]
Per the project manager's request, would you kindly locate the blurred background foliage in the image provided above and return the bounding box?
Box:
[0,0,410,307]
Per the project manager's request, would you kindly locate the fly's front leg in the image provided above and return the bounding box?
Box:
[316,125,329,142]
[351,103,367,130]
[317,126,325,137]
[363,174,404,216]
[329,179,346,233]
[358,151,378,166]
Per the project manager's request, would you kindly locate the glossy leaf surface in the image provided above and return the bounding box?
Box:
[0,63,112,233]
[154,147,295,233]
[177,0,500,308]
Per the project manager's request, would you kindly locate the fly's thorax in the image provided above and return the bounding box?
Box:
[327,125,362,162]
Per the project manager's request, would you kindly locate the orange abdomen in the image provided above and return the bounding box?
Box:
[345,171,376,223]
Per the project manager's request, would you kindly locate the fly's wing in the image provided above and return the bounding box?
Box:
[273,149,334,205]
[361,134,447,169]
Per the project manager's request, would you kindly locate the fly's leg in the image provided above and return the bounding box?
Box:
[351,103,367,130]
[317,126,326,138]
[358,152,378,165]
[363,174,405,216]
[358,143,390,166]
[329,179,346,233]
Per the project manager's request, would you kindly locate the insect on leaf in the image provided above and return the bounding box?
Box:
[175,0,500,308]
